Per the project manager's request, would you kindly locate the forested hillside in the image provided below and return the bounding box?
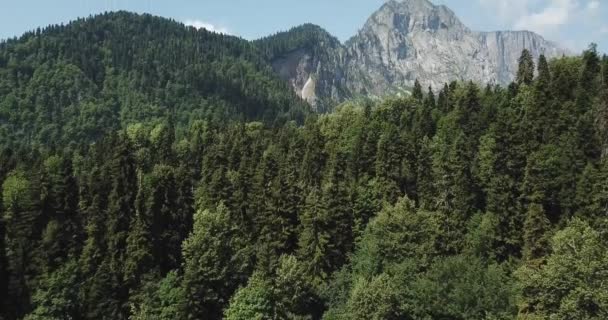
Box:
[0,12,309,149]
[1,10,608,320]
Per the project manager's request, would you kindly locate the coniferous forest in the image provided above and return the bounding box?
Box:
[1,11,608,320]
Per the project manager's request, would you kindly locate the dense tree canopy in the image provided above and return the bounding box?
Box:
[0,11,607,320]
[0,12,309,149]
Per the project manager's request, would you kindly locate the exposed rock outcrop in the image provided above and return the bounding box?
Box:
[261,0,569,110]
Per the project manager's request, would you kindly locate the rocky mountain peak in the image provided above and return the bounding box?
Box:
[361,0,468,35]
[264,0,570,111]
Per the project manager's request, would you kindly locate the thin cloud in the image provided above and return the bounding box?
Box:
[587,0,600,10]
[514,0,577,34]
[184,19,231,35]
[477,0,605,51]
[478,0,533,24]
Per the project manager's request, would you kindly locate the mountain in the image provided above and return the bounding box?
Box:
[0,12,309,147]
[1,4,607,320]
[264,0,568,110]
[255,24,348,112]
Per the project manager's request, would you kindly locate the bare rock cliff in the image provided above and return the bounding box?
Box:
[263,0,569,110]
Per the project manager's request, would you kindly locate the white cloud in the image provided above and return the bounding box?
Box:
[184,20,231,35]
[476,0,606,51]
[587,0,600,10]
[478,0,533,24]
[514,0,577,34]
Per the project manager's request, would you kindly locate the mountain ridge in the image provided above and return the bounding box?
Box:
[263,0,569,111]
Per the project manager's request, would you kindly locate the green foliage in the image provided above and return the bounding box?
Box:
[517,49,535,86]
[353,197,440,276]
[224,273,274,320]
[128,271,186,320]
[522,204,551,262]
[517,218,608,319]
[181,202,251,319]
[410,255,516,319]
[344,273,401,320]
[0,11,309,148]
[24,259,80,320]
[224,255,321,320]
[1,14,606,320]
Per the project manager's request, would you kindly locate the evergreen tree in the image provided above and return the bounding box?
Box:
[24,259,81,320]
[517,219,608,319]
[297,188,332,282]
[2,170,40,318]
[374,124,402,202]
[437,83,452,113]
[104,134,138,318]
[321,150,354,271]
[416,136,435,209]
[412,79,424,101]
[517,49,535,86]
[182,203,251,320]
[224,273,274,320]
[300,119,326,187]
[128,271,186,320]
[522,203,550,262]
[536,54,551,90]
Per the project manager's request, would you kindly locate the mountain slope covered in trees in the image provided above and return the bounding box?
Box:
[0,12,309,149]
[1,9,608,320]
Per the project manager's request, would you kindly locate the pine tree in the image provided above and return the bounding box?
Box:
[0,203,8,318]
[144,165,185,273]
[536,54,551,91]
[39,155,81,272]
[431,127,477,253]
[124,176,154,289]
[297,188,332,282]
[522,203,550,262]
[196,137,232,212]
[104,134,138,317]
[523,54,555,147]
[223,273,274,320]
[413,86,437,138]
[437,83,452,113]
[352,180,381,240]
[374,124,402,202]
[596,55,608,157]
[252,144,294,271]
[182,203,251,320]
[300,119,326,187]
[412,79,424,101]
[416,136,435,209]
[321,150,354,271]
[457,82,483,142]
[517,49,535,86]
[2,170,40,318]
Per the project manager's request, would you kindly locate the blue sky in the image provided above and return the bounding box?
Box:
[1,0,606,53]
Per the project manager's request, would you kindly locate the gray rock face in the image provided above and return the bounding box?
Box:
[271,46,347,112]
[267,0,568,109]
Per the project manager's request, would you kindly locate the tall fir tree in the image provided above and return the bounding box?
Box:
[522,203,551,262]
[517,49,535,86]
[182,203,251,320]
[412,79,424,101]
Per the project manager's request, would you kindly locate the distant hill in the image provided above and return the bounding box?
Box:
[0,11,309,148]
